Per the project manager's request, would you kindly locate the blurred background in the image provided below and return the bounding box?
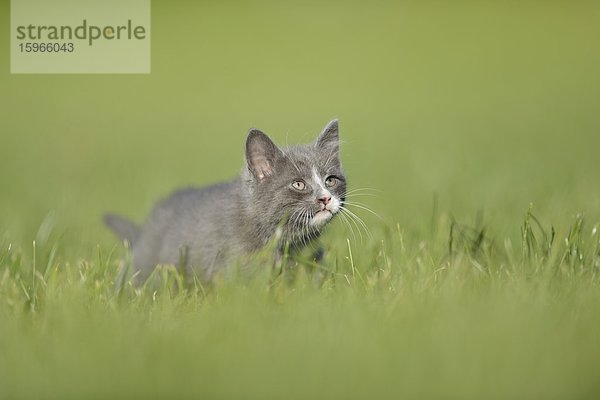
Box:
[1,1,599,256]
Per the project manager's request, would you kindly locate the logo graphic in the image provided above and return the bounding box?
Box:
[11,0,151,74]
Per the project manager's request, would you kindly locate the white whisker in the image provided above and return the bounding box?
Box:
[323,150,336,171]
[343,193,379,198]
[339,211,357,243]
[340,207,372,241]
[344,187,381,195]
[342,201,382,219]
[340,208,364,243]
[283,151,302,175]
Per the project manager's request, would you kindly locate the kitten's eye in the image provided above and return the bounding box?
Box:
[325,176,338,187]
[291,180,306,191]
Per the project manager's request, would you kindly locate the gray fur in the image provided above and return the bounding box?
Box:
[103,214,140,245]
[104,119,346,282]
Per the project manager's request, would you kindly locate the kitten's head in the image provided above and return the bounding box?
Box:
[243,119,346,243]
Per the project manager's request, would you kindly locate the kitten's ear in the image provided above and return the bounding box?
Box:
[246,129,282,182]
[315,119,339,153]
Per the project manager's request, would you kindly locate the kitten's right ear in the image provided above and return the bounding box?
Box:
[245,129,281,182]
[316,119,339,152]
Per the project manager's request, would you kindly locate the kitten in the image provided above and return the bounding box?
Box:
[104,119,346,282]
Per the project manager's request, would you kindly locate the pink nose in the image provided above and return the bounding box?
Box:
[319,196,331,206]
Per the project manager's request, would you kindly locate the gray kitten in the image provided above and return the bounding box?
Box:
[104,119,346,282]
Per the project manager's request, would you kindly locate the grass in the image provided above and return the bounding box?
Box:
[2,1,600,398]
[1,209,600,398]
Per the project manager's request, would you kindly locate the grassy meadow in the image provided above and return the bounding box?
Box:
[1,1,600,398]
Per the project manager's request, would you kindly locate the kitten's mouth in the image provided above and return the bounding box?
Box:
[311,209,334,227]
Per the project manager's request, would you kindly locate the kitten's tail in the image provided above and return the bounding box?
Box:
[103,213,140,246]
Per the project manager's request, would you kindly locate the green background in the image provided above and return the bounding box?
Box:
[1,1,600,398]
[2,1,599,249]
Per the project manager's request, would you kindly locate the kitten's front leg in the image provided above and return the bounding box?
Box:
[272,241,326,284]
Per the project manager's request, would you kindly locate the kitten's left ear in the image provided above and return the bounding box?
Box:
[315,119,339,153]
[246,128,282,182]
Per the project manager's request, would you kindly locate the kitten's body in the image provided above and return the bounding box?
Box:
[105,120,345,282]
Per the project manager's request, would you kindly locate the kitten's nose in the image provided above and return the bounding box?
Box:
[318,196,332,206]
